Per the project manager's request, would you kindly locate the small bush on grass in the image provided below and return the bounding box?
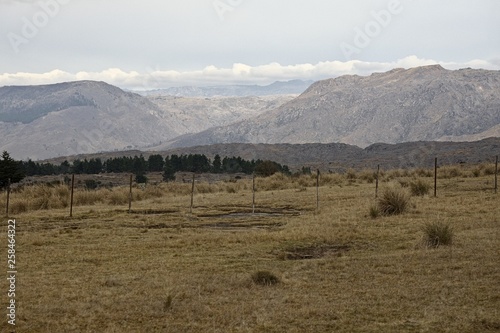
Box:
[251,271,280,286]
[422,222,453,248]
[409,178,432,196]
[369,205,380,219]
[377,187,411,216]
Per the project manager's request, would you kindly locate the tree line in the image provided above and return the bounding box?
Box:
[0,152,291,186]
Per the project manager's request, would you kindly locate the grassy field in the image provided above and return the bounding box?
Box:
[1,169,499,332]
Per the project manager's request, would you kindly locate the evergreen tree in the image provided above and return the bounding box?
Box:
[0,151,25,189]
[148,154,164,172]
[212,154,222,173]
[163,157,176,182]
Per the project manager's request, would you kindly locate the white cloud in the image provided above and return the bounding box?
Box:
[1,56,499,90]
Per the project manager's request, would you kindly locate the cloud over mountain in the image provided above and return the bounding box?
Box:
[1,56,499,90]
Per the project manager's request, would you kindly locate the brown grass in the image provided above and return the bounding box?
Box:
[0,171,499,332]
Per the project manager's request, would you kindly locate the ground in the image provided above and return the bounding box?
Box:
[1,172,499,332]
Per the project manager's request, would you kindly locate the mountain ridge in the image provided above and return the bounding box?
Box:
[158,65,500,149]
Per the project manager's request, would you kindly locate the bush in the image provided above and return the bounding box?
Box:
[409,179,432,196]
[377,187,411,215]
[251,271,280,286]
[422,222,453,248]
[369,205,380,219]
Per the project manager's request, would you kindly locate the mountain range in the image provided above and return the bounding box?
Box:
[0,65,499,161]
[136,80,314,97]
[159,65,500,150]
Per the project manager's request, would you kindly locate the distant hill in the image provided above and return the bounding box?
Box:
[0,81,181,160]
[138,80,314,97]
[0,81,296,160]
[44,138,500,172]
[160,65,500,149]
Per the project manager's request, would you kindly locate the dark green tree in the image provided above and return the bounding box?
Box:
[0,151,25,189]
[254,160,281,177]
[212,154,222,173]
[163,157,176,182]
[148,154,164,172]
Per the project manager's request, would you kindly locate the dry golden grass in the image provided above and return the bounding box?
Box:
[0,170,499,332]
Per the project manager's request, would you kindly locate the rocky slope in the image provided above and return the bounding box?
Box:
[147,95,295,135]
[0,81,181,160]
[162,65,500,149]
[138,80,313,97]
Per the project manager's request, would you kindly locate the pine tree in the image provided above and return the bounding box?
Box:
[0,151,25,189]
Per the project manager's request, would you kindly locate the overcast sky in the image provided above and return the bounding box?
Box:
[1,0,499,89]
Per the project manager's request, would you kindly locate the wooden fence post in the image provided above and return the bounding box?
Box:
[69,174,75,217]
[5,178,11,218]
[252,173,256,214]
[128,174,133,213]
[190,173,195,214]
[434,157,438,198]
[375,165,380,198]
[316,169,320,210]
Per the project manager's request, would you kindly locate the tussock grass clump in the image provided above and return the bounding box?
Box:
[143,185,165,198]
[258,173,291,191]
[9,199,29,214]
[422,222,453,248]
[322,173,344,186]
[74,190,102,206]
[409,178,432,196]
[439,166,463,179]
[358,169,376,183]
[369,205,380,219]
[107,190,129,205]
[251,270,280,286]
[377,187,411,215]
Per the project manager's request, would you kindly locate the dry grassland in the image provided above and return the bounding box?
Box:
[1,170,499,332]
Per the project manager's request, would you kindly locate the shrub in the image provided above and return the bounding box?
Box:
[84,179,99,190]
[369,205,380,219]
[345,168,357,180]
[358,170,376,183]
[422,222,453,248]
[251,271,280,286]
[9,199,29,214]
[409,179,432,196]
[107,190,129,205]
[377,187,411,215]
[75,190,102,206]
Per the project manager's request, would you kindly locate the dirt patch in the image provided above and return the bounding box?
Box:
[128,209,178,215]
[278,243,350,260]
[198,208,300,219]
[198,221,286,230]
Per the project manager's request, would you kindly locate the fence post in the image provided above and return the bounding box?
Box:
[434,157,438,197]
[495,156,498,194]
[69,174,75,217]
[190,173,195,214]
[128,174,133,213]
[5,178,11,218]
[252,173,256,214]
[316,169,320,211]
[375,165,380,198]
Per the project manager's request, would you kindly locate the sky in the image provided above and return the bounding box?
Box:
[0,0,499,90]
